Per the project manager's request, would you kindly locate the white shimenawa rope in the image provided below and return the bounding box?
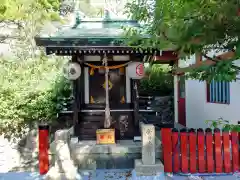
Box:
[103,54,111,128]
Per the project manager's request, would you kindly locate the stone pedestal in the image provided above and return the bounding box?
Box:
[134,124,164,176]
[141,124,155,165]
[134,159,164,176]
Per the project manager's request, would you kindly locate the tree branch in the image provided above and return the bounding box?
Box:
[161,30,178,44]
[202,54,240,71]
[202,54,220,63]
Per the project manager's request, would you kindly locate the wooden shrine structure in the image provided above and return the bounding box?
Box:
[35,13,178,141]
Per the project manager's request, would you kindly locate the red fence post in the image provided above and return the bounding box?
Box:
[231,131,239,172]
[197,128,205,173]
[238,122,240,171]
[172,128,180,173]
[189,128,197,173]
[214,128,223,173]
[180,129,188,173]
[205,128,214,173]
[39,124,49,175]
[222,130,231,173]
[161,128,173,172]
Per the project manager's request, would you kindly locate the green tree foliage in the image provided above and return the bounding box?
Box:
[59,0,106,18]
[0,0,74,138]
[0,56,72,138]
[139,64,173,96]
[0,0,62,59]
[125,0,240,82]
[206,118,240,132]
[0,0,60,21]
[77,0,103,17]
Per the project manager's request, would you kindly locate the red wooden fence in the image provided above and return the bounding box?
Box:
[161,128,239,173]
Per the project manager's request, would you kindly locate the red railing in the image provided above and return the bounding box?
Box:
[161,128,239,173]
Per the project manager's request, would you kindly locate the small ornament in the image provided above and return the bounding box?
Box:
[90,96,95,104]
[102,80,113,90]
[120,96,125,104]
[90,67,95,76]
[119,67,125,75]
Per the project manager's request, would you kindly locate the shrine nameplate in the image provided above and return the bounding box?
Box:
[96,129,115,144]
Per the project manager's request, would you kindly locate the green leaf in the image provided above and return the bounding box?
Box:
[235,42,240,57]
[222,124,231,132]
[125,0,240,81]
[232,125,240,132]
[212,121,218,128]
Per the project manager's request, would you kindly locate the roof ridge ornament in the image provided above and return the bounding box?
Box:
[72,11,81,29]
[103,9,111,21]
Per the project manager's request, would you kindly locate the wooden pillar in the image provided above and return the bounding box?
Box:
[173,58,179,125]
[72,55,79,137]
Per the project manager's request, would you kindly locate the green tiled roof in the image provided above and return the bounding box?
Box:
[34,16,161,56]
[35,18,141,47]
[57,19,139,38]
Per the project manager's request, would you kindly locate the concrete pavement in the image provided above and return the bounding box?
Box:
[0,171,239,180]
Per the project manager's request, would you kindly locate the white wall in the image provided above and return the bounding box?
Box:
[178,54,196,68]
[184,59,240,129]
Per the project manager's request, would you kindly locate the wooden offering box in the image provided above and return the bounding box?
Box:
[96,129,115,144]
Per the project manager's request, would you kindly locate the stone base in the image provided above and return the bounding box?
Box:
[70,139,161,155]
[45,167,78,180]
[134,159,164,176]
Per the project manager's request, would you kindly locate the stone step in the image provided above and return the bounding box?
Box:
[70,139,162,161]
[76,154,140,170]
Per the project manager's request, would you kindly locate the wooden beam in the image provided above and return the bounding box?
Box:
[155,51,178,61]
[174,51,235,74]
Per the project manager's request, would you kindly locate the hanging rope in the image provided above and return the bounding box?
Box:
[84,61,131,69]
